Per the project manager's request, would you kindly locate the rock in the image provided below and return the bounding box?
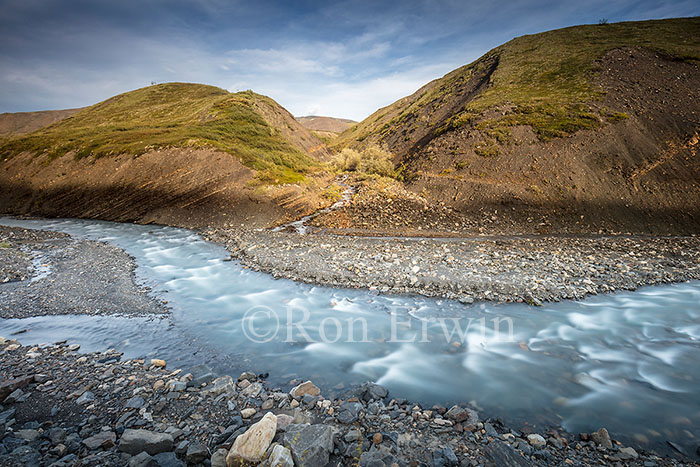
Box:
[68,344,80,351]
[187,364,216,387]
[76,391,95,405]
[363,383,389,401]
[527,434,546,448]
[16,429,40,442]
[337,402,362,424]
[265,444,294,467]
[150,359,166,368]
[202,376,235,397]
[372,433,383,445]
[432,446,459,466]
[118,429,174,456]
[186,442,208,464]
[126,396,146,409]
[241,382,262,398]
[289,381,320,399]
[49,427,67,445]
[153,451,185,467]
[4,388,24,403]
[591,428,612,449]
[0,374,35,401]
[238,372,256,381]
[129,451,158,467]
[226,412,277,466]
[211,448,228,467]
[445,405,478,425]
[241,408,256,419]
[166,381,187,392]
[618,446,638,460]
[283,424,334,467]
[275,414,293,432]
[82,431,116,450]
[483,441,535,467]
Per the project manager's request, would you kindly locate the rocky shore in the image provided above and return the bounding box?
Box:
[207,228,700,304]
[0,225,167,319]
[1,337,692,467]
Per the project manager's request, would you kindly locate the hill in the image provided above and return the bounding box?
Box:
[297,116,355,133]
[0,83,332,228]
[0,108,83,137]
[331,17,700,234]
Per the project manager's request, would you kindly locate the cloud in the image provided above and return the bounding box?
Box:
[0,0,698,118]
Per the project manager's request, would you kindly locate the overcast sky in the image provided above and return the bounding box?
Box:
[0,0,697,120]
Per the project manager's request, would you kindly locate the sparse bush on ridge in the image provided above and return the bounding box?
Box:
[330,145,395,177]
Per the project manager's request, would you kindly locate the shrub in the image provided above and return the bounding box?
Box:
[331,145,395,177]
[357,145,395,177]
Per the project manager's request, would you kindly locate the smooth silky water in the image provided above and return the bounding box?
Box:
[1,217,699,457]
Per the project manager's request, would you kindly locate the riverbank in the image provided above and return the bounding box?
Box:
[207,228,700,304]
[0,337,689,466]
[0,225,167,319]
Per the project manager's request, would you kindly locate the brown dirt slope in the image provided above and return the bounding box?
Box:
[0,108,83,137]
[335,18,700,235]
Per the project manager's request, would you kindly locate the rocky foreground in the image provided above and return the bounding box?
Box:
[208,228,700,304]
[0,338,694,467]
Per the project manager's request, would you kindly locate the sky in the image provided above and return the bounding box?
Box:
[0,1,697,120]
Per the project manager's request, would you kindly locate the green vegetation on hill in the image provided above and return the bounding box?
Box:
[338,17,700,148]
[0,83,319,183]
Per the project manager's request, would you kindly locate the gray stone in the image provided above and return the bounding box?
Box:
[526,434,546,448]
[49,427,67,445]
[432,446,459,466]
[241,382,262,398]
[125,396,146,409]
[4,388,23,403]
[186,442,208,464]
[283,424,334,467]
[202,376,235,397]
[16,429,40,442]
[265,444,294,467]
[129,451,158,467]
[76,391,95,405]
[483,441,535,467]
[210,448,228,467]
[82,431,116,450]
[275,414,293,432]
[618,446,638,460]
[337,402,362,424]
[187,364,216,387]
[153,451,185,467]
[118,429,174,456]
[363,383,388,401]
[167,381,187,392]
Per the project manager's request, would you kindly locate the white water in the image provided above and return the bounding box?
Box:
[1,217,699,457]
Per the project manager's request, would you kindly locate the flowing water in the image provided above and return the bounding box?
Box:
[1,217,699,458]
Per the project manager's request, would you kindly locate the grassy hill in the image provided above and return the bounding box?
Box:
[331,17,700,234]
[0,83,325,183]
[336,17,699,152]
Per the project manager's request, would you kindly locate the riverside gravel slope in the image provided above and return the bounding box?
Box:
[0,225,167,319]
[208,228,700,304]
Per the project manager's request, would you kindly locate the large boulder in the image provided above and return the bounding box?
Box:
[118,429,174,456]
[282,424,334,467]
[226,412,277,466]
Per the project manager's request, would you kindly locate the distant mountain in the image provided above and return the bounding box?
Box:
[0,108,83,137]
[335,17,700,233]
[297,115,355,134]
